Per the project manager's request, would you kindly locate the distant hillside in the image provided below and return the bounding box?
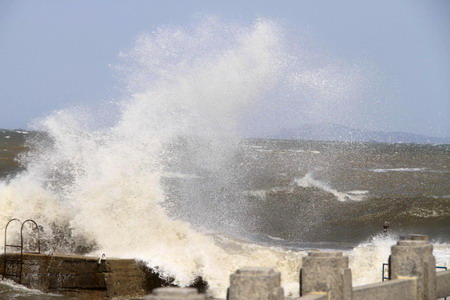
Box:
[270,123,450,144]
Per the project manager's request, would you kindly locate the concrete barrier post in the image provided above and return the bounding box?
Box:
[144,287,206,300]
[228,267,284,300]
[390,234,436,300]
[300,251,352,300]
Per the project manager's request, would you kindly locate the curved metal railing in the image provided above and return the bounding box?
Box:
[2,218,41,283]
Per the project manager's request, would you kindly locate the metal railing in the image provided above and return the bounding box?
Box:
[2,218,41,283]
[382,261,447,299]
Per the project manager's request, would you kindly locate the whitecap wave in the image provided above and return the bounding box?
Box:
[265,234,286,241]
[294,173,367,201]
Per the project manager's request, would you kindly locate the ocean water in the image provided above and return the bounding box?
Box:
[0,279,74,299]
[0,130,449,298]
[0,19,449,298]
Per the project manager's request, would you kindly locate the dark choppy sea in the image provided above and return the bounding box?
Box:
[0,129,449,298]
[164,135,450,246]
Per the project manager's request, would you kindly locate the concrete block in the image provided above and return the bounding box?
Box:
[295,294,328,300]
[228,267,284,300]
[404,234,429,241]
[300,251,352,300]
[436,270,450,299]
[352,278,416,300]
[391,234,436,300]
[144,287,206,300]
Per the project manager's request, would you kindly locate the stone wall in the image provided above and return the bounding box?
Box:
[1,253,206,299]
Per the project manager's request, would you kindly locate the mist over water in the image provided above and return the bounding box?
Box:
[0,19,448,298]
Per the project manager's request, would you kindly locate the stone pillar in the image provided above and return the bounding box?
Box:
[390,234,436,300]
[144,287,206,300]
[228,267,284,300]
[300,251,352,300]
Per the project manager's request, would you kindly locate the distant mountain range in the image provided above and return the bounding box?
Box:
[269,123,450,144]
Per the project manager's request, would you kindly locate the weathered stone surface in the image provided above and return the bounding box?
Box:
[300,251,352,300]
[228,267,284,300]
[144,287,206,300]
[352,278,416,300]
[404,234,429,241]
[294,294,328,300]
[391,235,436,300]
[436,270,450,299]
[1,253,206,299]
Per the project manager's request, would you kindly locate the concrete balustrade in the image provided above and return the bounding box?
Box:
[295,294,327,300]
[144,235,449,300]
[390,234,437,299]
[351,278,416,300]
[144,287,206,300]
[299,251,352,300]
[437,270,450,299]
[227,267,284,300]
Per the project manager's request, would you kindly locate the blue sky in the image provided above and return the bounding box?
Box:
[0,0,449,138]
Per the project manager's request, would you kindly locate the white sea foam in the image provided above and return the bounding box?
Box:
[347,190,369,195]
[266,234,285,241]
[0,278,63,298]
[294,173,367,201]
[434,243,450,270]
[256,149,273,153]
[15,130,29,134]
[242,189,267,199]
[285,149,320,154]
[162,172,202,179]
[370,167,427,173]
[242,186,295,199]
[286,149,305,153]
[348,234,401,286]
[406,207,448,218]
[349,234,450,286]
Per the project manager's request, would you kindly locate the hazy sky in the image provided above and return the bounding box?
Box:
[0,0,449,137]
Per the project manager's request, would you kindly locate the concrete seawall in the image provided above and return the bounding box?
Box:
[1,253,206,299]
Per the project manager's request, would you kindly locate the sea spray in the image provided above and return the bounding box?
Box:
[0,19,301,297]
[0,18,448,298]
[349,234,398,286]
